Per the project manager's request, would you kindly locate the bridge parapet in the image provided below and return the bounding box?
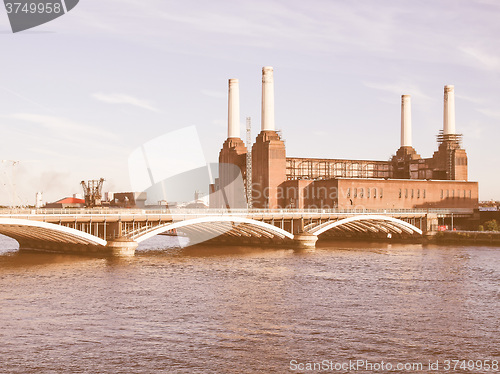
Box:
[0,207,475,217]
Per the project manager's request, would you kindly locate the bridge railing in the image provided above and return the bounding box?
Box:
[0,207,475,217]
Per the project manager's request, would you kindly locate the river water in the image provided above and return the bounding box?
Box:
[0,235,499,373]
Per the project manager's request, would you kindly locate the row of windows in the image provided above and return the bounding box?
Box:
[441,189,472,199]
[399,189,426,199]
[345,187,472,200]
[347,188,383,199]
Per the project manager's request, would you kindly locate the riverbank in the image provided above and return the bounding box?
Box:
[432,230,500,245]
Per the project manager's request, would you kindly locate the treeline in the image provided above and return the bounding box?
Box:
[479,219,499,232]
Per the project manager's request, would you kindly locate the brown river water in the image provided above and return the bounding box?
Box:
[0,235,499,373]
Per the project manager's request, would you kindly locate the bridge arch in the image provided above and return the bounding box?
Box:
[309,215,423,237]
[0,218,107,247]
[135,216,294,243]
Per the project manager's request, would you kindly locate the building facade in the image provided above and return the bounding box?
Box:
[211,68,478,210]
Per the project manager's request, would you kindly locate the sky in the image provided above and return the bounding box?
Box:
[0,0,499,205]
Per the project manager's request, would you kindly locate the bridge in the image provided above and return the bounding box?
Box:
[0,208,473,255]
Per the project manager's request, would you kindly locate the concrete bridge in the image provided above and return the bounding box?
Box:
[0,208,473,255]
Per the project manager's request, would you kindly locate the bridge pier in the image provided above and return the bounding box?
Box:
[422,213,439,240]
[105,238,138,256]
[18,239,138,256]
[293,233,318,249]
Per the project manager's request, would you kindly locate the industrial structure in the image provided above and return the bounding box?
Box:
[211,67,478,210]
[81,178,105,207]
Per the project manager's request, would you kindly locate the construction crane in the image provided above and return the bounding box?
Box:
[81,178,105,207]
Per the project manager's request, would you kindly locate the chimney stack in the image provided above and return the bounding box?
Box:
[401,95,412,147]
[443,85,456,135]
[228,79,240,138]
[261,66,275,131]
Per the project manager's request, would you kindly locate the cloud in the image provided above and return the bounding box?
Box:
[0,86,56,113]
[362,81,431,100]
[92,92,160,112]
[1,113,127,155]
[201,89,226,99]
[477,108,500,119]
[58,0,398,55]
[4,113,115,140]
[460,46,500,71]
[455,94,484,105]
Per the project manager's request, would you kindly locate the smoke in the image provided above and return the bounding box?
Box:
[0,161,74,206]
[39,171,73,200]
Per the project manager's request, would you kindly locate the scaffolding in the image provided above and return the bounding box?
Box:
[246,117,253,208]
[436,131,464,180]
[286,157,392,180]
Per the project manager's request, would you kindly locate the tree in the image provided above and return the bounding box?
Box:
[484,219,499,232]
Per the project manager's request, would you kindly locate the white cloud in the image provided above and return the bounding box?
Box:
[455,94,484,105]
[4,113,115,140]
[460,46,500,71]
[477,108,500,119]
[201,89,226,99]
[92,93,160,112]
[1,114,126,156]
[363,81,431,100]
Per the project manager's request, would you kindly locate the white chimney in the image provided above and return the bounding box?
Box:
[401,95,412,147]
[35,192,43,208]
[228,79,240,138]
[443,85,456,135]
[261,66,275,131]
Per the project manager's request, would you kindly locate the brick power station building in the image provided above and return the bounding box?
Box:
[211,67,479,210]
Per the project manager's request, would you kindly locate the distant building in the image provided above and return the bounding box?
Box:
[35,192,43,208]
[45,196,86,209]
[110,192,147,209]
[211,67,479,210]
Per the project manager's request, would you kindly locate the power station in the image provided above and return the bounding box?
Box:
[211,67,479,210]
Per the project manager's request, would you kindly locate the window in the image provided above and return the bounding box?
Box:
[399,188,402,198]
[354,188,357,198]
[423,189,426,199]
[463,190,466,198]
[447,190,450,198]
[360,188,364,198]
[347,188,351,198]
[380,188,383,198]
[373,188,377,198]
[469,190,472,198]
[417,189,420,198]
[411,189,414,198]
[452,190,455,198]
[367,188,370,198]
[441,190,444,199]
[405,189,408,198]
